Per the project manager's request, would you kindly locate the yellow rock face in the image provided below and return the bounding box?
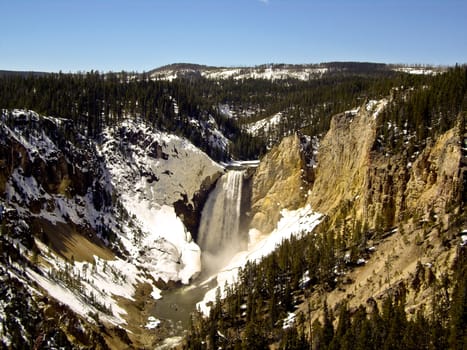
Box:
[307,107,377,216]
[249,134,309,235]
[250,98,462,234]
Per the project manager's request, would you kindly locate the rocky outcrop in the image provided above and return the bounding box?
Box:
[306,99,462,231]
[405,128,461,217]
[0,111,111,214]
[249,134,311,235]
[307,105,378,217]
[174,172,222,240]
[100,119,224,240]
[246,99,463,341]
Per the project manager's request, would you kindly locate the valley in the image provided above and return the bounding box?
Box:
[0,63,465,349]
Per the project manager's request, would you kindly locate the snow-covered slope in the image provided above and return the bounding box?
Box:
[202,66,328,81]
[246,111,284,136]
[0,109,223,333]
[150,64,329,82]
[392,66,441,75]
[99,118,223,284]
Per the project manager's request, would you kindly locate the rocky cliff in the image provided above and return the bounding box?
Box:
[306,99,462,234]
[249,134,311,235]
[246,97,465,334]
[0,110,223,348]
[250,97,462,236]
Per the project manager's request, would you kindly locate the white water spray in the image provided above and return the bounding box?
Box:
[198,170,245,270]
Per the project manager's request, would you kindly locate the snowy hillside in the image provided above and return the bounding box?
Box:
[150,64,329,81]
[99,118,223,284]
[392,66,442,75]
[246,111,284,136]
[149,62,444,82]
[0,109,224,341]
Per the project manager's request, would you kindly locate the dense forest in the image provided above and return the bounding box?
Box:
[0,71,262,160]
[1,64,455,161]
[377,65,467,153]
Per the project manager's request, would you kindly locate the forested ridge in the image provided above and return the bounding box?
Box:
[0,71,262,160]
[2,64,458,160]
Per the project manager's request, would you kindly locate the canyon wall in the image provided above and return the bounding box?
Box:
[250,100,462,237]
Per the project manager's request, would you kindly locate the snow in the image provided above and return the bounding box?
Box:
[393,67,440,75]
[366,98,388,119]
[218,104,234,118]
[197,205,322,315]
[100,118,222,206]
[345,106,360,116]
[0,300,10,347]
[98,118,223,284]
[6,169,49,205]
[154,336,184,350]
[151,287,162,300]
[26,268,98,321]
[3,110,62,163]
[153,66,329,82]
[299,270,311,288]
[283,312,296,329]
[207,126,230,152]
[246,112,283,136]
[145,316,161,329]
[119,201,202,284]
[27,244,150,325]
[1,110,226,328]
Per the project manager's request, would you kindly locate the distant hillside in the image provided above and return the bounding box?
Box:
[148,62,445,82]
[0,70,50,77]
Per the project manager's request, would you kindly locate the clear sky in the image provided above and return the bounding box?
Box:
[1,0,466,72]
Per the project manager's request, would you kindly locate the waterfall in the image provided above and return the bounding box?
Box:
[198,170,245,269]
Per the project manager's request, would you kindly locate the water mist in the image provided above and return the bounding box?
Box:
[198,170,246,273]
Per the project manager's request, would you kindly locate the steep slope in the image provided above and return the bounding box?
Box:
[301,98,464,324]
[306,100,385,215]
[0,109,223,348]
[99,118,223,284]
[307,98,462,233]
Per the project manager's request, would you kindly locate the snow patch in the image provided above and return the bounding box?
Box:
[145,316,161,329]
[246,112,283,136]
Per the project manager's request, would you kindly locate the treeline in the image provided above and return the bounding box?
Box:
[184,223,467,350]
[0,71,264,160]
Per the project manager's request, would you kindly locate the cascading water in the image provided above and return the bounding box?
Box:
[198,170,246,271]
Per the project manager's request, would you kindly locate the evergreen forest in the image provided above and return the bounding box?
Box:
[3,64,465,161]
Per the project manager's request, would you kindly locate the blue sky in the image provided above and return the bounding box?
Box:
[1,0,466,72]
